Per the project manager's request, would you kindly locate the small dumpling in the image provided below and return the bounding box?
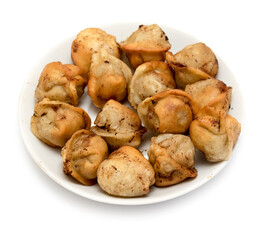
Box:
[137,89,198,134]
[31,98,91,147]
[88,49,132,108]
[91,99,146,149]
[189,106,241,162]
[148,134,197,186]
[120,24,171,69]
[71,28,120,72]
[166,42,218,88]
[35,62,87,106]
[128,61,176,109]
[97,146,155,197]
[62,129,108,185]
[185,78,232,114]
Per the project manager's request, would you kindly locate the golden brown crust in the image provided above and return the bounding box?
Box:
[137,89,198,134]
[128,61,175,109]
[120,24,171,69]
[71,28,120,73]
[88,49,132,108]
[31,98,91,147]
[148,134,197,186]
[185,78,232,113]
[189,106,241,162]
[35,62,87,106]
[166,42,218,88]
[91,99,146,149]
[61,129,108,185]
[97,146,155,197]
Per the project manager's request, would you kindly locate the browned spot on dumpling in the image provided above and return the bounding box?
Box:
[128,61,175,109]
[97,146,155,197]
[189,106,241,162]
[91,99,146,150]
[137,89,198,134]
[148,134,197,186]
[71,28,120,73]
[35,62,87,106]
[166,42,218,89]
[185,78,232,114]
[62,129,108,185]
[88,49,132,108]
[31,98,91,147]
[120,24,171,69]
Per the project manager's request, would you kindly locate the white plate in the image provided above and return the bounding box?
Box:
[19,23,244,205]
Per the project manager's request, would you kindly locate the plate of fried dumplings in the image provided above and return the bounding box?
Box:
[19,23,243,205]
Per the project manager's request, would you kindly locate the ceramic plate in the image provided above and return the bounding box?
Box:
[19,23,244,205]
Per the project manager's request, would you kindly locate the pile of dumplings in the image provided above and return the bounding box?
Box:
[30,24,241,198]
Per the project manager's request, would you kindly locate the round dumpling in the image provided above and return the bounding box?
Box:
[137,89,198,134]
[91,99,146,149]
[148,134,197,186]
[88,49,132,108]
[166,42,218,88]
[185,78,232,114]
[120,24,171,69]
[71,28,120,72]
[128,61,175,109]
[189,106,241,162]
[31,98,91,147]
[35,62,87,106]
[62,129,108,185]
[97,146,155,197]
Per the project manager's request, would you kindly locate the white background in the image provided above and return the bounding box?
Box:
[1,0,268,239]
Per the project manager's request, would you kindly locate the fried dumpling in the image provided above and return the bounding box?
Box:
[71,28,120,73]
[148,134,197,186]
[128,61,175,109]
[35,62,87,106]
[62,129,108,185]
[91,99,146,149]
[97,146,155,197]
[185,78,232,114]
[189,106,241,162]
[137,89,198,134]
[120,24,171,69]
[88,49,132,108]
[166,42,218,88]
[31,98,91,147]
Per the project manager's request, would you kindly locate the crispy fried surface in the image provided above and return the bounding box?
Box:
[71,28,120,72]
[120,24,171,69]
[148,134,197,186]
[185,78,232,114]
[62,129,108,185]
[137,89,198,134]
[189,106,241,162]
[91,100,146,149]
[31,98,91,147]
[166,42,218,88]
[88,49,132,108]
[35,62,87,106]
[97,146,155,197]
[128,61,175,109]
